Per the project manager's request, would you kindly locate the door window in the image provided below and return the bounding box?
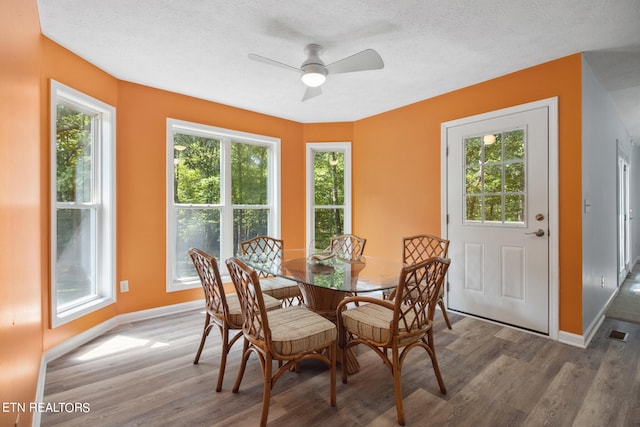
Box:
[464,129,526,225]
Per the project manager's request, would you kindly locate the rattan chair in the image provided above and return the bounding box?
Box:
[226,257,337,427]
[240,236,303,306]
[385,234,452,329]
[189,248,281,392]
[329,234,367,261]
[337,257,450,426]
[403,234,451,329]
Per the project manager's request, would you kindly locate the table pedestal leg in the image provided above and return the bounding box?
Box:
[297,282,360,374]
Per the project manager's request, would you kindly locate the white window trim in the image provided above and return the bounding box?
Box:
[50,80,116,328]
[305,142,352,248]
[166,118,281,292]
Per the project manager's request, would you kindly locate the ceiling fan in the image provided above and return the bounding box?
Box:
[248,44,384,101]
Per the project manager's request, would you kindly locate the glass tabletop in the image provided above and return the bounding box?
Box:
[240,249,403,293]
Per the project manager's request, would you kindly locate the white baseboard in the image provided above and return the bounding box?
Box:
[557,330,586,348]
[33,300,202,427]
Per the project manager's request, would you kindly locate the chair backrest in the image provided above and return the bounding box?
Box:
[330,234,366,261]
[226,257,271,347]
[402,234,450,265]
[239,236,283,279]
[189,248,228,317]
[393,257,451,336]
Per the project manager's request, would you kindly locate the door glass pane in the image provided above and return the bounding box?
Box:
[464,128,525,225]
[505,195,525,222]
[174,134,221,204]
[504,163,525,192]
[465,166,481,194]
[504,129,525,160]
[483,165,502,193]
[175,208,220,279]
[484,196,503,221]
[465,196,482,221]
[232,142,268,205]
[56,105,94,203]
[56,208,95,306]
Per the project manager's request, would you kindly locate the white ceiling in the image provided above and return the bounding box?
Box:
[37,0,640,141]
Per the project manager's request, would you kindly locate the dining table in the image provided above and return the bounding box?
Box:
[240,248,405,374]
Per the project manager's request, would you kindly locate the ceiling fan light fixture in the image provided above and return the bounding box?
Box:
[301,64,327,87]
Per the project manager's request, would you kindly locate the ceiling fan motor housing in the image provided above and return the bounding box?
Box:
[301,44,327,87]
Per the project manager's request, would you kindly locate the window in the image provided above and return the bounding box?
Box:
[50,81,116,327]
[464,129,526,225]
[167,119,280,290]
[306,142,352,251]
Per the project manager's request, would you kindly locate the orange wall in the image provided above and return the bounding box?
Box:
[353,55,583,333]
[116,81,305,313]
[40,37,122,352]
[0,1,43,425]
[1,2,584,418]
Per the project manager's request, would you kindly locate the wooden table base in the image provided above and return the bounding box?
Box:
[297,282,360,374]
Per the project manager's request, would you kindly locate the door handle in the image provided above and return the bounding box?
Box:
[525,229,545,237]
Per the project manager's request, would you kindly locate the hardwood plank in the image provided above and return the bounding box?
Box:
[42,310,640,426]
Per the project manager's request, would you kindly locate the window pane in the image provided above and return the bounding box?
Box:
[56,105,93,203]
[56,208,95,306]
[174,134,221,204]
[175,208,221,279]
[314,208,343,251]
[234,208,269,255]
[314,151,344,205]
[505,195,525,222]
[232,142,268,205]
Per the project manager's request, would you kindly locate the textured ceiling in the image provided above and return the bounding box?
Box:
[37,0,640,141]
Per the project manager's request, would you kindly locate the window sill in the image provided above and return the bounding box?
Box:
[52,295,116,328]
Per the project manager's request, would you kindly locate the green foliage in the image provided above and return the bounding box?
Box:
[56,104,93,203]
[464,130,525,223]
[313,151,345,250]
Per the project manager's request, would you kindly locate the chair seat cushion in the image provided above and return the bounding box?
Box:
[223,292,281,326]
[260,276,302,300]
[267,306,336,356]
[341,303,430,344]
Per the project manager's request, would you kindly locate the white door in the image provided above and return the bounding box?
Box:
[446,105,549,334]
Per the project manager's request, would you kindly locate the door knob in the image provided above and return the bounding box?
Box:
[525,229,545,237]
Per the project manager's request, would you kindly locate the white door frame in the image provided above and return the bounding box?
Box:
[441,97,559,341]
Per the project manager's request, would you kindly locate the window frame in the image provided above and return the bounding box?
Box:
[166,119,281,291]
[50,80,116,328]
[305,142,352,249]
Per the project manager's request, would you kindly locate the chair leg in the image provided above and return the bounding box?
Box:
[391,346,405,426]
[215,324,229,392]
[438,298,452,329]
[232,339,250,393]
[329,341,337,406]
[260,354,274,427]
[426,332,447,394]
[193,313,212,364]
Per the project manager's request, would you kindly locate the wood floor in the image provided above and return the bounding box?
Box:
[43,308,640,426]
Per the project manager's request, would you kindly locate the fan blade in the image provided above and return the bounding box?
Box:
[326,49,384,75]
[248,53,301,73]
[302,86,322,102]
